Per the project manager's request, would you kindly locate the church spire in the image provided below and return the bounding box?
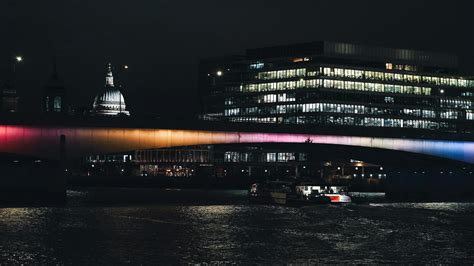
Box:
[52,55,58,79]
[105,62,114,87]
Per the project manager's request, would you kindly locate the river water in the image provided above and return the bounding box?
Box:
[0,188,473,264]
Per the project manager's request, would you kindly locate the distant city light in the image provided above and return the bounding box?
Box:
[15,56,23,62]
[216,70,223,76]
[124,65,129,69]
[440,89,445,94]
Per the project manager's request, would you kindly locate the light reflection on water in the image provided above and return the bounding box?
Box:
[0,189,472,264]
[370,202,474,213]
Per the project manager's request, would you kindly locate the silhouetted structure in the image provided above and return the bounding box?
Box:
[1,82,19,113]
[43,58,67,114]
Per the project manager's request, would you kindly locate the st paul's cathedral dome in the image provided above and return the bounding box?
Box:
[92,63,130,116]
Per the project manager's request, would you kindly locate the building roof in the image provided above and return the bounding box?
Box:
[246,41,459,69]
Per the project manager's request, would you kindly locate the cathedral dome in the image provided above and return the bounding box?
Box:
[92,63,130,116]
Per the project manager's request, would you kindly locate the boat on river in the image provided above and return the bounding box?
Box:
[295,183,352,203]
[248,181,351,206]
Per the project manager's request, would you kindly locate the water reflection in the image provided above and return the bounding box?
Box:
[370,202,474,213]
[0,190,472,264]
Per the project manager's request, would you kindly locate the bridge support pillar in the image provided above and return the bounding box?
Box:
[60,134,66,165]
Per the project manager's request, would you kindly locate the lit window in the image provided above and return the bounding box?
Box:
[250,62,264,69]
[53,96,62,112]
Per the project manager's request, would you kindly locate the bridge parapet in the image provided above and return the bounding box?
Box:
[1,125,474,164]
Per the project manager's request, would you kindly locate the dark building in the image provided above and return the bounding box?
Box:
[1,82,19,113]
[199,41,474,134]
[43,60,67,114]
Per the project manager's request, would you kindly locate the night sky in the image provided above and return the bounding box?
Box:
[2,0,473,117]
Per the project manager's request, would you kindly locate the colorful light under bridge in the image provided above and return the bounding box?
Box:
[0,125,474,164]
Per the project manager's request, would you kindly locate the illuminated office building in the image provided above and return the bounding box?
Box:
[199,41,474,132]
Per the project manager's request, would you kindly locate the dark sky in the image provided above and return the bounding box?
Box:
[2,0,473,117]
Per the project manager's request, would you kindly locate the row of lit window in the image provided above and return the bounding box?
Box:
[242,80,305,92]
[385,63,417,71]
[241,78,432,96]
[315,79,431,95]
[256,68,306,80]
[440,98,473,109]
[224,151,251,162]
[225,102,462,119]
[250,66,473,88]
[224,151,298,163]
[134,150,210,163]
[267,152,296,163]
[224,93,473,110]
[227,93,297,105]
[261,93,296,103]
[322,67,472,88]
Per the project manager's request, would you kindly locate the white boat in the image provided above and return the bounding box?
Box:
[248,181,332,206]
[295,184,352,203]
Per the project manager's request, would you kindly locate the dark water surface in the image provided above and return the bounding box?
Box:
[0,188,473,264]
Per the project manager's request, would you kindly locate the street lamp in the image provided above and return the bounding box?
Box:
[13,55,24,73]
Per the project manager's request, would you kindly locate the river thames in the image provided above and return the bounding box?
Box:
[0,188,473,264]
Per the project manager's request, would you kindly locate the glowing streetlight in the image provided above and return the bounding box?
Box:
[15,56,23,62]
[216,70,223,76]
[124,65,129,69]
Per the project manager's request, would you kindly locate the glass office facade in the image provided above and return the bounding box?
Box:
[199,41,474,133]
